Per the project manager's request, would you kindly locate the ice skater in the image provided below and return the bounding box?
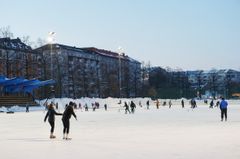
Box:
[139,101,142,107]
[104,104,107,111]
[124,102,131,114]
[219,97,228,121]
[84,103,88,111]
[215,101,220,107]
[26,105,29,112]
[162,101,166,106]
[155,99,160,109]
[190,99,197,109]
[79,103,83,111]
[169,100,172,108]
[44,103,63,139]
[130,101,136,114]
[209,100,214,108]
[62,101,77,140]
[181,99,184,108]
[55,102,58,110]
[146,100,150,109]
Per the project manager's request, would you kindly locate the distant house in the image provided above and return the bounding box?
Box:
[187,69,240,98]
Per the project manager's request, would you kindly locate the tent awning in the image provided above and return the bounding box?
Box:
[0,75,55,94]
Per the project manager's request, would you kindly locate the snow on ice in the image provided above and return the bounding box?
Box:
[0,98,240,159]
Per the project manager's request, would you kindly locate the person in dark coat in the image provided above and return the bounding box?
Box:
[130,101,136,114]
[62,101,77,139]
[104,104,107,111]
[215,101,220,107]
[26,105,29,112]
[44,103,62,139]
[168,100,172,108]
[146,100,150,109]
[124,102,131,114]
[181,99,184,108]
[155,99,160,109]
[209,100,214,108]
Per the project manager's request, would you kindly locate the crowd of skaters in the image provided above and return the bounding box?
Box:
[42,96,228,139]
[44,97,228,116]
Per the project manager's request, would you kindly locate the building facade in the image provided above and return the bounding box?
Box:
[36,44,141,98]
[0,38,42,96]
[0,38,40,79]
[0,38,141,98]
[187,69,240,98]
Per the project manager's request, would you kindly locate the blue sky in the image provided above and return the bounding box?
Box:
[0,0,240,70]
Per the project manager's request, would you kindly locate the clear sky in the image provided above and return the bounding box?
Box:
[0,0,239,70]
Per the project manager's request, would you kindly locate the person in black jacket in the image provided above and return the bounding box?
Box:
[44,103,62,139]
[130,101,136,114]
[181,99,184,108]
[124,102,131,114]
[62,101,77,140]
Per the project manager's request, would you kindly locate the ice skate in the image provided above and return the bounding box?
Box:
[50,134,56,139]
[65,137,72,140]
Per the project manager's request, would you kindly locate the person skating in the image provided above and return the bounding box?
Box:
[155,99,160,109]
[215,101,220,107]
[84,103,88,111]
[169,100,172,108]
[220,97,228,121]
[181,99,184,108]
[190,99,197,109]
[130,101,136,114]
[92,104,96,111]
[44,103,63,139]
[209,100,214,108]
[162,101,166,106]
[104,104,107,111]
[79,103,83,111]
[55,102,58,110]
[62,101,77,140]
[124,102,131,114]
[26,105,29,112]
[139,101,142,107]
[146,100,150,110]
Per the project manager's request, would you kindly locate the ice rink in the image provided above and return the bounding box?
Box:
[1,99,240,159]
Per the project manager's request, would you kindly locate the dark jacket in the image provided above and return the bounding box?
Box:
[130,102,136,109]
[44,108,62,122]
[62,106,77,121]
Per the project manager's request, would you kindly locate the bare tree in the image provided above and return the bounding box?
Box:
[196,70,204,98]
[207,69,218,99]
[0,26,14,38]
[33,38,46,48]
[141,61,151,97]
[21,35,34,47]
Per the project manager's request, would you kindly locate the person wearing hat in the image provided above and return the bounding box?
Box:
[62,101,77,140]
[44,103,63,139]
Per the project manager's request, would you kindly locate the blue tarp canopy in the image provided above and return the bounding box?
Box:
[0,75,55,94]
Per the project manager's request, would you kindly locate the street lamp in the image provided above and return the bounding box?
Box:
[47,32,56,79]
[118,46,123,98]
[55,45,62,98]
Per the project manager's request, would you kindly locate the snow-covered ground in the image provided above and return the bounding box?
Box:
[1,98,240,159]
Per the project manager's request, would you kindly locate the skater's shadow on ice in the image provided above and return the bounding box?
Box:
[7,138,57,142]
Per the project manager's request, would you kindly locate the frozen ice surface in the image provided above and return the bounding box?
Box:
[0,98,240,159]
